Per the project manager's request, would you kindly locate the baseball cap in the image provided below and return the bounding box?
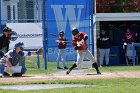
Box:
[59,31,64,35]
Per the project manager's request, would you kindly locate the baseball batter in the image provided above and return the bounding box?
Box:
[66,28,101,75]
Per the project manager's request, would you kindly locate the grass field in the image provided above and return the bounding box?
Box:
[0,57,140,93]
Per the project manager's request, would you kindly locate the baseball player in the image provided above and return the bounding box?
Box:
[123,27,137,64]
[66,28,101,75]
[97,30,112,66]
[56,31,68,69]
[1,42,42,77]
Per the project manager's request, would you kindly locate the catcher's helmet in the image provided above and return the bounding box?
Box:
[59,31,64,36]
[14,42,24,49]
[72,28,79,36]
[3,27,12,32]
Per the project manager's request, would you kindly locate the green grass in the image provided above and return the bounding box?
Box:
[1,57,140,93]
[86,65,140,73]
[0,78,140,93]
[25,56,140,74]
[25,56,73,74]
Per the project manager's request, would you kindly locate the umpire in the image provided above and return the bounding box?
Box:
[0,27,12,58]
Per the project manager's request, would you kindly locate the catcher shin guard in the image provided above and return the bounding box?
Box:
[0,62,5,76]
[66,63,77,75]
[92,63,101,75]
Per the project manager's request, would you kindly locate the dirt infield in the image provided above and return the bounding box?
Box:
[0,70,140,84]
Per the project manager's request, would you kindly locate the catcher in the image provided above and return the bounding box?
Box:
[0,42,42,77]
[66,28,101,75]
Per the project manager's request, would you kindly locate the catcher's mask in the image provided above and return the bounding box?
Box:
[59,31,64,36]
[14,42,24,50]
[3,27,12,33]
[3,27,12,37]
[72,28,79,36]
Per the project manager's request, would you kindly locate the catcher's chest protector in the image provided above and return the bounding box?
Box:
[10,51,25,67]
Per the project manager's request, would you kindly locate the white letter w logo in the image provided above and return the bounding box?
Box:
[51,5,84,32]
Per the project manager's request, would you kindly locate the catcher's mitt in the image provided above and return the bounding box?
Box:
[36,47,43,55]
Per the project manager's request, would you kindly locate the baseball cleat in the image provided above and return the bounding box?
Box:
[64,67,68,69]
[12,73,22,77]
[57,67,63,69]
[66,69,71,75]
[97,71,101,75]
[3,72,10,77]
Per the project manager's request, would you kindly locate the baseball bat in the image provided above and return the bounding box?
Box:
[50,33,72,43]
[50,33,58,37]
[56,40,72,43]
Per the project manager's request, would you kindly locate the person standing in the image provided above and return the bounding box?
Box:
[122,27,137,64]
[66,28,101,75]
[97,30,112,66]
[56,31,68,69]
[0,27,12,58]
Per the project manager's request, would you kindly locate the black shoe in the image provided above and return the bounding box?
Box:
[12,73,22,77]
[3,72,10,77]
[57,67,63,69]
[64,67,68,69]
[66,69,71,75]
[106,64,110,67]
[97,71,101,75]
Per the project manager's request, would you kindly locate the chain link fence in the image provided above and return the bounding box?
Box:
[0,0,43,69]
[1,0,42,27]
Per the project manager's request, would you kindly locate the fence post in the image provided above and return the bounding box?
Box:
[36,0,39,22]
[0,0,2,34]
[91,0,94,55]
[37,54,40,69]
[42,0,47,70]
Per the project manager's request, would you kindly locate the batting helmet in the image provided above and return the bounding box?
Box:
[72,28,79,36]
[59,31,64,36]
[14,42,24,49]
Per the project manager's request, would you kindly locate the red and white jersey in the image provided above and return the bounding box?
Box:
[123,31,137,43]
[57,36,67,49]
[72,32,88,50]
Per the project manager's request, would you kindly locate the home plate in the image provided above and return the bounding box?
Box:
[0,84,95,90]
